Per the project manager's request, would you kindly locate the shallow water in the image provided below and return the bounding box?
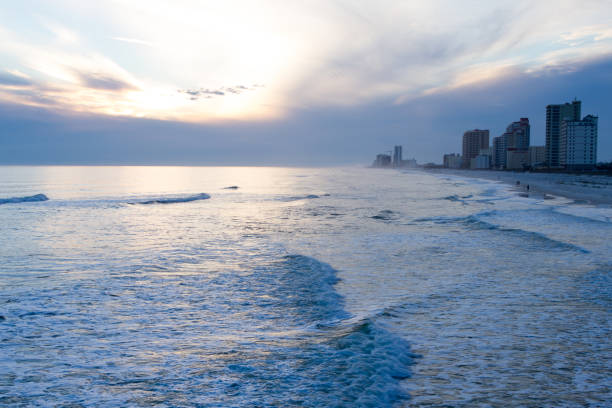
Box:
[0,166,610,407]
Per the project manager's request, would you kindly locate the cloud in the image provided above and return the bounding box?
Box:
[0,1,611,122]
[177,85,259,100]
[2,55,612,165]
[281,1,612,109]
[0,71,32,87]
[77,71,138,91]
[111,37,154,47]
[2,88,60,106]
[42,20,80,44]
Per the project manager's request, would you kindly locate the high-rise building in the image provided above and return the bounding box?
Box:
[505,118,530,150]
[462,129,489,166]
[493,135,506,169]
[492,118,530,169]
[393,145,402,167]
[546,100,581,167]
[560,115,598,169]
[504,118,530,170]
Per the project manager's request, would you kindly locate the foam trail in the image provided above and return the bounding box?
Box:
[130,193,210,205]
[243,255,415,406]
[371,209,398,221]
[0,194,48,205]
[294,318,415,406]
[266,255,347,325]
[416,212,590,253]
[280,194,321,202]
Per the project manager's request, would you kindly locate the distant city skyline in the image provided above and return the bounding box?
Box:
[440,97,600,171]
[1,1,612,165]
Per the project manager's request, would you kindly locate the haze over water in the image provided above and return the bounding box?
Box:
[1,166,611,406]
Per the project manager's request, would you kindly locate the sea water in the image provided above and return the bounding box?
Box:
[0,166,610,407]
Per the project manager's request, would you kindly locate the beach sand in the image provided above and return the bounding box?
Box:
[425,169,612,205]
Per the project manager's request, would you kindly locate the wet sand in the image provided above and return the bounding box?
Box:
[425,169,612,205]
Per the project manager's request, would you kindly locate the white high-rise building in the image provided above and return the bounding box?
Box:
[560,115,598,168]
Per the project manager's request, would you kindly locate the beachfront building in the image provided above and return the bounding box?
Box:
[471,147,492,169]
[506,149,530,170]
[402,158,418,168]
[393,145,403,168]
[462,129,489,167]
[493,135,506,169]
[373,154,391,168]
[480,147,492,167]
[443,153,462,169]
[504,118,530,170]
[560,115,598,169]
[506,118,530,150]
[480,147,493,157]
[529,146,546,167]
[546,99,581,167]
[492,118,530,169]
[471,154,490,169]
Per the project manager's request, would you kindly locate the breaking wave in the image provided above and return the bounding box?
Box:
[0,194,48,205]
[443,194,472,201]
[293,318,415,406]
[371,209,399,221]
[129,193,210,205]
[416,212,590,254]
[280,194,321,202]
[238,254,415,406]
[440,194,473,205]
[265,255,347,325]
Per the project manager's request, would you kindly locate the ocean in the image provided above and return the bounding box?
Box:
[0,166,610,407]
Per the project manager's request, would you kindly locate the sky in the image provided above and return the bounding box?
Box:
[1,0,612,165]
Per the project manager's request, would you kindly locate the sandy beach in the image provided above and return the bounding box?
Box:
[425,169,612,205]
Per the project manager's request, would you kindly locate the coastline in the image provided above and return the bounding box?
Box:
[423,168,612,206]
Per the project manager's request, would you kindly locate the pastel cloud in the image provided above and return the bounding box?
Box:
[0,0,610,122]
[111,37,154,47]
[0,71,32,87]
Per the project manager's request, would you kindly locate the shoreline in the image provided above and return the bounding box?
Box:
[423,168,612,206]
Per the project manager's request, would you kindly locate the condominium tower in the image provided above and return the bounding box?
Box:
[462,129,489,166]
[393,145,402,168]
[546,100,581,167]
[560,115,598,168]
[492,118,530,169]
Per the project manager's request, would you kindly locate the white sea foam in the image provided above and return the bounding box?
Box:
[1,166,610,406]
[553,205,612,223]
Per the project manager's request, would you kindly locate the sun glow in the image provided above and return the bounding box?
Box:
[0,1,611,122]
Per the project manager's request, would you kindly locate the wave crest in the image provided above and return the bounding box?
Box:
[130,193,210,205]
[0,194,49,205]
[279,194,321,202]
